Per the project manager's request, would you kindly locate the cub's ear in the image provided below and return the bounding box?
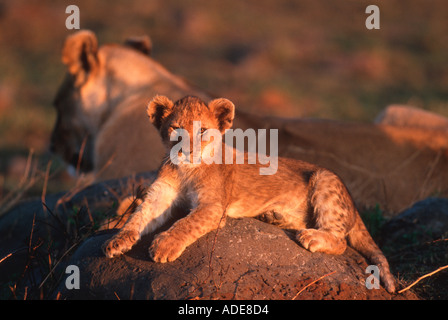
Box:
[62,30,98,85]
[209,98,235,132]
[124,35,152,56]
[147,95,174,130]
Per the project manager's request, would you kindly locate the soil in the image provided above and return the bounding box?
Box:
[2,175,446,300]
[55,218,416,300]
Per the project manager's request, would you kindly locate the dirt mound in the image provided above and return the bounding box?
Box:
[55,218,416,300]
[1,173,436,300]
[381,198,448,247]
[380,198,448,300]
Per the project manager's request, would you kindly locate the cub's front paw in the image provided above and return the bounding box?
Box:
[102,230,139,258]
[149,231,187,263]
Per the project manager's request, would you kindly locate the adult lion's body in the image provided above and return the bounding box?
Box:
[51,30,448,214]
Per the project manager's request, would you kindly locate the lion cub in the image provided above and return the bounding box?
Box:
[102,95,395,293]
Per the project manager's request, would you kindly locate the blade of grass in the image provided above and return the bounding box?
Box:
[398,264,448,294]
[292,271,336,300]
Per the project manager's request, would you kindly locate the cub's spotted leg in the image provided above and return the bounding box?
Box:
[296,169,355,255]
[102,176,180,258]
[296,169,396,293]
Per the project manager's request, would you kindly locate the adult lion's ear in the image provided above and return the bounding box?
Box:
[62,30,98,85]
[209,98,235,133]
[124,35,152,56]
[147,95,174,130]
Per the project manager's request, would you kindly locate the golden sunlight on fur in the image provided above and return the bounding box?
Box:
[102,95,396,293]
[51,30,448,214]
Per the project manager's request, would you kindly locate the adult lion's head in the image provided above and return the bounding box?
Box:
[50,30,153,173]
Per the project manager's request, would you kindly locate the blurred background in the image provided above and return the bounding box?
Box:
[1,0,448,206]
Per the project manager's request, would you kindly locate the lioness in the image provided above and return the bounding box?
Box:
[51,30,448,213]
[102,95,396,293]
[51,30,211,180]
[375,104,448,129]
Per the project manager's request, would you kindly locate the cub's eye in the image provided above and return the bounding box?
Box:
[200,128,207,135]
[170,125,180,131]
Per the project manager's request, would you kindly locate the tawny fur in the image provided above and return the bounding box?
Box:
[375,104,448,129]
[51,30,448,214]
[102,95,396,293]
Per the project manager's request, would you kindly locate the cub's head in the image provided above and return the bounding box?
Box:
[50,30,152,172]
[147,95,235,164]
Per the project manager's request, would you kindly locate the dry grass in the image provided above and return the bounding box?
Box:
[292,271,337,300]
[398,264,448,294]
[0,149,38,217]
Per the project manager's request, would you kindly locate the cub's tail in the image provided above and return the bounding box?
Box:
[347,214,396,293]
